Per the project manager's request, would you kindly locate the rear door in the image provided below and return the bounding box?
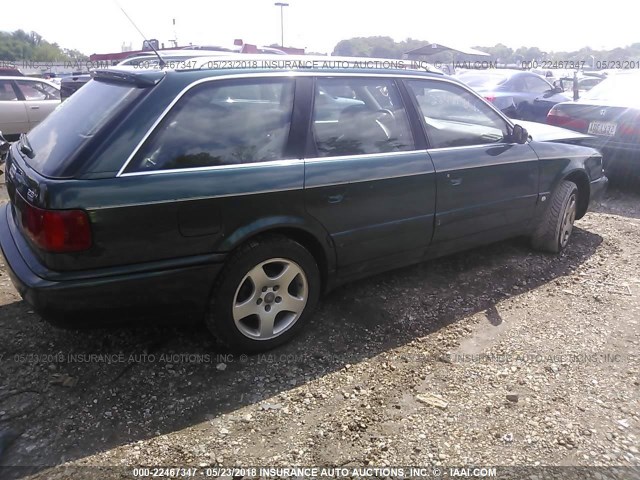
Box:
[405,78,539,249]
[114,77,305,269]
[14,80,61,129]
[304,76,437,276]
[0,79,29,135]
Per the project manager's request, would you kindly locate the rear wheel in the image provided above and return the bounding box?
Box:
[207,235,321,352]
[531,180,579,253]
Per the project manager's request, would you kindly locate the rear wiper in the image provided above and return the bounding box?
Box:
[19,133,34,159]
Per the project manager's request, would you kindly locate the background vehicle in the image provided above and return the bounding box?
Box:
[181,44,242,52]
[457,69,571,122]
[59,72,89,100]
[0,68,24,77]
[59,50,235,100]
[0,76,60,139]
[547,71,640,179]
[0,57,606,352]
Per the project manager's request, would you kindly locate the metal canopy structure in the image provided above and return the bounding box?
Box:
[404,43,491,57]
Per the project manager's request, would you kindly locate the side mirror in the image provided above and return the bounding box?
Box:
[0,131,10,165]
[510,124,529,144]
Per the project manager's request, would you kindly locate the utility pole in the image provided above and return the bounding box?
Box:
[274,2,289,47]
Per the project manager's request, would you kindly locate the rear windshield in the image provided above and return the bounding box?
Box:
[23,79,144,177]
[459,74,508,89]
[580,73,640,105]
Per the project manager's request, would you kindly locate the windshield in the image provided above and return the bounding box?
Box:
[24,79,145,177]
[580,73,640,105]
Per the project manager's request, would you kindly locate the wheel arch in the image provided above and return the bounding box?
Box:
[563,169,590,219]
[221,217,335,292]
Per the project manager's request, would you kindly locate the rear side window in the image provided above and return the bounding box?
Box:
[15,80,60,101]
[126,78,295,172]
[311,77,414,157]
[0,80,18,101]
[24,79,144,177]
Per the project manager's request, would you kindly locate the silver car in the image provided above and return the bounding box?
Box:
[0,76,61,137]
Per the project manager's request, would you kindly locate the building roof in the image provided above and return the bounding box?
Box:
[405,43,491,57]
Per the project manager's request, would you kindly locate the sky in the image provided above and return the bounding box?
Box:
[1,0,637,56]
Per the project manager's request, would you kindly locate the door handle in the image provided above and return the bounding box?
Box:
[30,106,40,110]
[446,173,462,186]
[327,194,344,204]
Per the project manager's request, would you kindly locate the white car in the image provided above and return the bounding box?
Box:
[0,76,61,137]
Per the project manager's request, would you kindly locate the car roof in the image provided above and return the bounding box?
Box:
[180,54,445,74]
[0,75,60,88]
[461,68,534,77]
[184,45,242,52]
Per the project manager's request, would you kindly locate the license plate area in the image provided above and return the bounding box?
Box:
[588,121,617,136]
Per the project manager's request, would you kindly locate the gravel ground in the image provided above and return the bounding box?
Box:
[0,180,639,479]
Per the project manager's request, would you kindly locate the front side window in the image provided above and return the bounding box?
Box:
[15,80,60,100]
[311,77,414,158]
[524,75,552,94]
[0,80,18,101]
[407,80,509,149]
[127,78,294,172]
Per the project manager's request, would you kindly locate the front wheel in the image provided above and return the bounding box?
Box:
[531,180,579,253]
[207,235,321,352]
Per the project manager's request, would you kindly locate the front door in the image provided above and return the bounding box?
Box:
[404,79,539,249]
[0,79,29,135]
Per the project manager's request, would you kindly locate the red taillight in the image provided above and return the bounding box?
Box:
[619,122,640,138]
[547,107,588,131]
[21,201,91,252]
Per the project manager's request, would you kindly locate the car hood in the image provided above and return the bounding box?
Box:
[516,120,592,143]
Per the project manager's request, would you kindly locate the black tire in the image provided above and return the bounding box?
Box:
[206,234,321,352]
[531,180,579,253]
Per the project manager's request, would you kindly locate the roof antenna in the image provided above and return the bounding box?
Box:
[113,0,166,68]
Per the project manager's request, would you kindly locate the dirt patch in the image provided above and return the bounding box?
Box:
[0,182,639,478]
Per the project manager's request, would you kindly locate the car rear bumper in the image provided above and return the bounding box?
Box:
[602,147,639,177]
[584,140,639,176]
[0,204,223,323]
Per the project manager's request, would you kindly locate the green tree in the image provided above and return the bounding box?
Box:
[0,29,88,61]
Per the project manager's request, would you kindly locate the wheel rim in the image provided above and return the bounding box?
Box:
[232,258,308,341]
[560,193,577,248]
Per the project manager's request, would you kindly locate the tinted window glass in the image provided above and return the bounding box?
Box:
[128,78,294,172]
[524,75,551,94]
[15,80,60,100]
[312,77,414,157]
[407,80,509,149]
[0,80,18,101]
[508,76,527,92]
[25,79,144,177]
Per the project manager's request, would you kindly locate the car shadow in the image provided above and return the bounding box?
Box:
[0,226,603,477]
